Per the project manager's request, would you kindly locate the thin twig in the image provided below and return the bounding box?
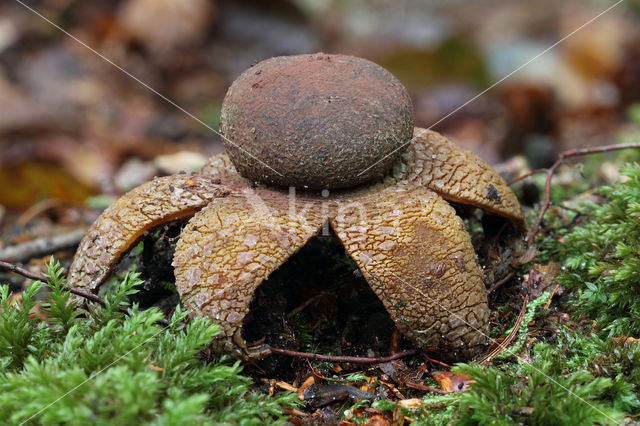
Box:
[510,143,640,247]
[16,199,85,227]
[268,347,417,364]
[421,353,452,370]
[0,259,104,305]
[0,259,169,327]
[305,359,341,382]
[283,409,310,418]
[0,228,86,262]
[486,272,516,295]
[287,290,330,319]
[507,168,547,185]
[480,294,530,364]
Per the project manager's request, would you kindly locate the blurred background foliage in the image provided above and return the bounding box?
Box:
[1,0,640,211]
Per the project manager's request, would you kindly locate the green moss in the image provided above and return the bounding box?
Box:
[403,332,638,425]
[493,291,551,361]
[560,163,640,336]
[452,330,640,424]
[0,260,297,425]
[363,294,639,424]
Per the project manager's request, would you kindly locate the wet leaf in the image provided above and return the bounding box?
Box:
[0,161,96,210]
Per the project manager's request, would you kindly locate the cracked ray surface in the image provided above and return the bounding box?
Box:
[330,184,489,358]
[68,125,522,361]
[68,174,231,295]
[402,128,524,224]
[172,188,325,357]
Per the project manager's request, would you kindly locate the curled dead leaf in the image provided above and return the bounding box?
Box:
[432,371,475,393]
[298,376,314,401]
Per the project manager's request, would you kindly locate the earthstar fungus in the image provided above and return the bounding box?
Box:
[68,53,524,360]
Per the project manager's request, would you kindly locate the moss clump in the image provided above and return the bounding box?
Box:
[560,163,640,336]
[398,332,638,425]
[451,334,636,425]
[0,260,297,425]
[334,290,638,424]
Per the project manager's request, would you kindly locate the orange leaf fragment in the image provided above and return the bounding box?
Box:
[8,293,22,308]
[612,336,640,346]
[298,376,314,400]
[367,413,392,425]
[398,398,424,408]
[432,371,475,393]
[275,381,297,392]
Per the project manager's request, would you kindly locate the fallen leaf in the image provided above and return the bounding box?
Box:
[432,371,475,393]
[525,262,561,298]
[8,292,22,308]
[117,0,216,55]
[275,381,297,392]
[366,413,391,425]
[298,376,314,401]
[612,336,640,347]
[397,398,424,408]
[518,244,538,264]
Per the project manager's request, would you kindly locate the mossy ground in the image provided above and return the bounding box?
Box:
[3,155,640,424]
[0,261,298,425]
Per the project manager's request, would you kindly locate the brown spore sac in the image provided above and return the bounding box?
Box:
[220,53,414,190]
